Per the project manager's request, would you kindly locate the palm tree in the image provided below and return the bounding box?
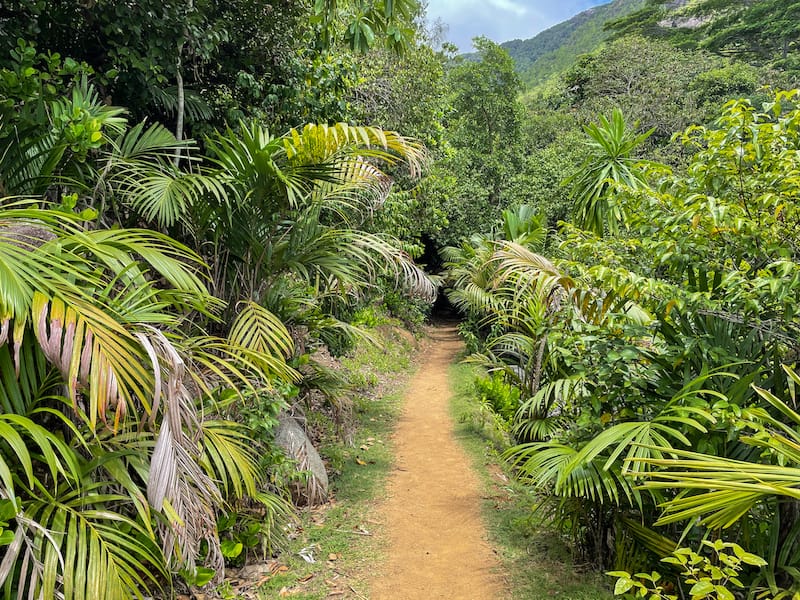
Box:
[196,120,435,336]
[639,365,800,594]
[0,196,300,598]
[0,74,297,596]
[1,56,436,598]
[564,108,653,236]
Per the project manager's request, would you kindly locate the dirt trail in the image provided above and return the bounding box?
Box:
[369,324,505,599]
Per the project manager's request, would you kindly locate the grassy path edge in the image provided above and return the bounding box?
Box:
[448,362,614,600]
[238,325,420,600]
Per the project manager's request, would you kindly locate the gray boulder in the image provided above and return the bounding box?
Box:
[273,413,328,505]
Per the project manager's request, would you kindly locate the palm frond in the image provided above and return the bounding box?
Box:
[282,122,425,179]
[150,86,213,123]
[32,292,153,430]
[506,441,641,506]
[640,449,800,529]
[201,419,263,500]
[18,485,167,600]
[228,301,294,361]
[637,366,800,530]
[514,376,589,440]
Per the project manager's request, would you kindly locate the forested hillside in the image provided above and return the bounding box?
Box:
[500,0,645,87]
[2,0,800,598]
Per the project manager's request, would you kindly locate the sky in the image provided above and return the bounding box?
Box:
[425,0,610,52]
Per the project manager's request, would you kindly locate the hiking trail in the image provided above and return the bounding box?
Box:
[369,323,506,599]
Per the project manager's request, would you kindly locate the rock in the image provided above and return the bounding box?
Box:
[273,412,329,505]
[0,223,56,249]
[231,563,272,580]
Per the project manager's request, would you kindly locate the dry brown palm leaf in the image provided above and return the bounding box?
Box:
[139,328,223,574]
[33,292,154,430]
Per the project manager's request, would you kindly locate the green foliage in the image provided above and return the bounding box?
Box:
[608,0,800,78]
[561,36,770,152]
[351,43,447,147]
[433,37,525,245]
[313,0,421,54]
[700,0,800,71]
[381,289,430,331]
[350,305,387,329]
[445,87,800,585]
[349,42,450,254]
[564,108,653,235]
[474,371,521,425]
[216,491,295,566]
[0,1,420,135]
[609,541,768,600]
[0,10,437,596]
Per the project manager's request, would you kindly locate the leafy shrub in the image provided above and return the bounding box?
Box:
[457,319,483,354]
[474,371,520,424]
[609,540,768,600]
[383,290,430,331]
[351,305,390,328]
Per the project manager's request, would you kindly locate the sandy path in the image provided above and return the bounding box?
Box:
[369,324,505,599]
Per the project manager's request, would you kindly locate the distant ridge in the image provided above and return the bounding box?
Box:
[500,0,646,88]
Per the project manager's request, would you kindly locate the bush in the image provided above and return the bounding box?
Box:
[474,371,520,424]
[382,290,430,331]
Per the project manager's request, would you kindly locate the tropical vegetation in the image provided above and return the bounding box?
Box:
[3,0,800,598]
[444,59,800,600]
[0,4,434,597]
[439,2,800,597]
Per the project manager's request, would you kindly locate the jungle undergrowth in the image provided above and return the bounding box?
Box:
[449,361,614,600]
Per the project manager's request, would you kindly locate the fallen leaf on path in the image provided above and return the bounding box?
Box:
[355,457,367,466]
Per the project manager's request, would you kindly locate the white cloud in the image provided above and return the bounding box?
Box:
[487,0,528,17]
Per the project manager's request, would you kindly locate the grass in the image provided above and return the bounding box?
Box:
[449,361,614,600]
[242,325,416,600]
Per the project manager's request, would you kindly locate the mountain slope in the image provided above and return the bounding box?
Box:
[501,0,646,88]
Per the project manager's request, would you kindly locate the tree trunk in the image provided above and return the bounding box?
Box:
[173,0,192,167]
[173,54,184,168]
